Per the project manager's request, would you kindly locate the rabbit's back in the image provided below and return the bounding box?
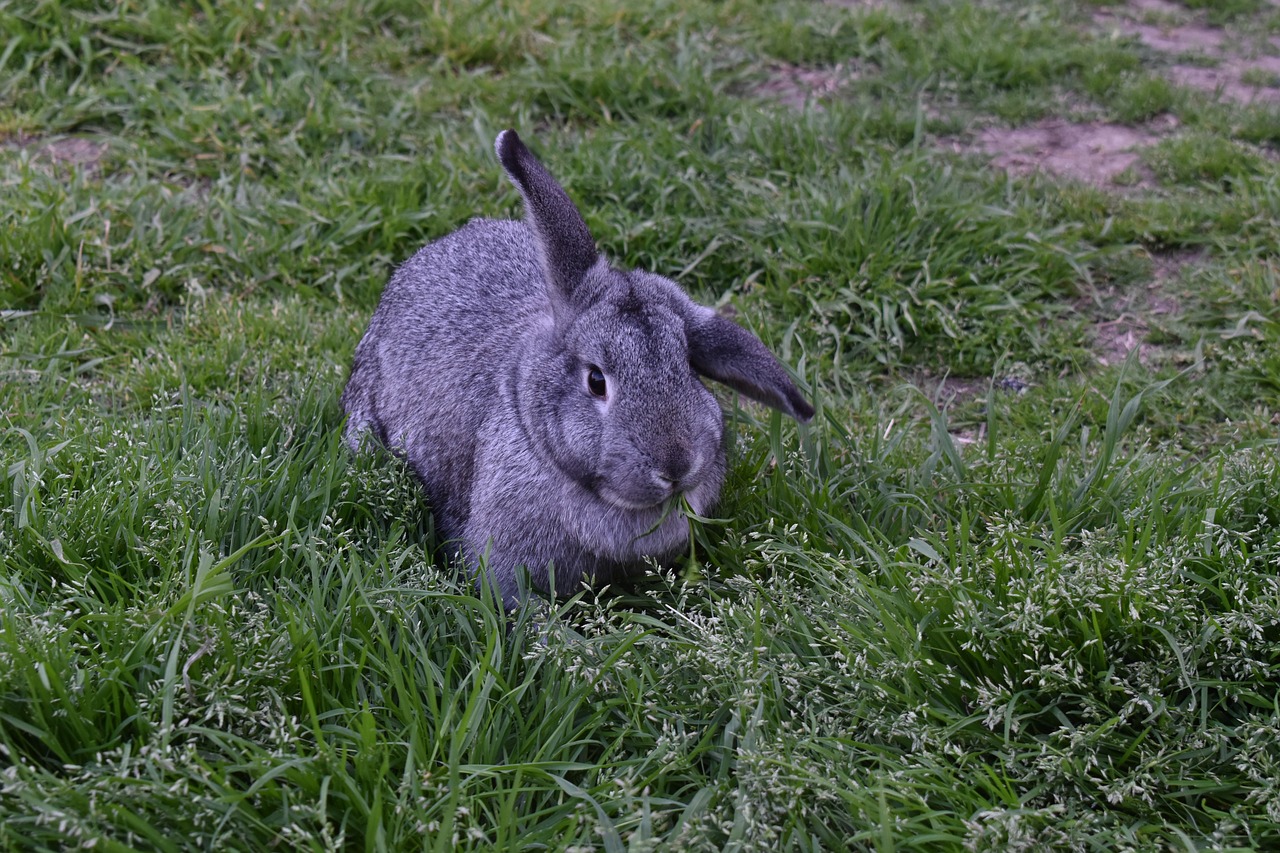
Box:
[342,218,546,533]
[378,218,545,322]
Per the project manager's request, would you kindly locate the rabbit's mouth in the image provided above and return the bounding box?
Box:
[597,484,681,513]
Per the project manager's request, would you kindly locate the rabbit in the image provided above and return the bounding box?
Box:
[341,129,814,607]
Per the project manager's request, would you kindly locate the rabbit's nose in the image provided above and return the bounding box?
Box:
[655,450,694,492]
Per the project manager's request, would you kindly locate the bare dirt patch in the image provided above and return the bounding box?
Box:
[945,2,1280,189]
[1089,250,1195,368]
[923,374,989,407]
[8,135,109,176]
[1094,2,1280,104]
[914,372,1033,407]
[946,118,1175,189]
[1168,60,1280,105]
[41,138,109,169]
[909,372,1033,446]
[752,62,859,109]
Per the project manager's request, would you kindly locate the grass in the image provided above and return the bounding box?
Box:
[3,0,1280,848]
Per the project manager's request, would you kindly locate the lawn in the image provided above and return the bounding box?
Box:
[3,0,1280,849]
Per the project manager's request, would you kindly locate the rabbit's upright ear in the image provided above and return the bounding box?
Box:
[496,130,600,313]
[686,311,815,423]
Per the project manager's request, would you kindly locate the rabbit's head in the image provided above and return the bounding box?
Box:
[497,130,814,515]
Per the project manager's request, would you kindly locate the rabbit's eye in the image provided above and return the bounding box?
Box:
[586,366,607,398]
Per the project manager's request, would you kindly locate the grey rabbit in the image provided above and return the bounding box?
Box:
[342,130,813,607]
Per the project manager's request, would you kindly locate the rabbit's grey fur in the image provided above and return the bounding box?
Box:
[342,130,813,606]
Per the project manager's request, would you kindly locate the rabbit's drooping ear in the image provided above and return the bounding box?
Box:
[686,312,815,423]
[496,130,600,310]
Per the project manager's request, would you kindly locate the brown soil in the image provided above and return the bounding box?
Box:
[752,62,858,109]
[913,371,1035,407]
[10,136,109,176]
[1089,250,1195,368]
[922,374,989,407]
[951,3,1280,189]
[1094,0,1280,104]
[953,119,1171,189]
[752,0,1263,384]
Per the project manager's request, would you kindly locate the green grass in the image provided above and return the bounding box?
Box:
[4,0,1280,848]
